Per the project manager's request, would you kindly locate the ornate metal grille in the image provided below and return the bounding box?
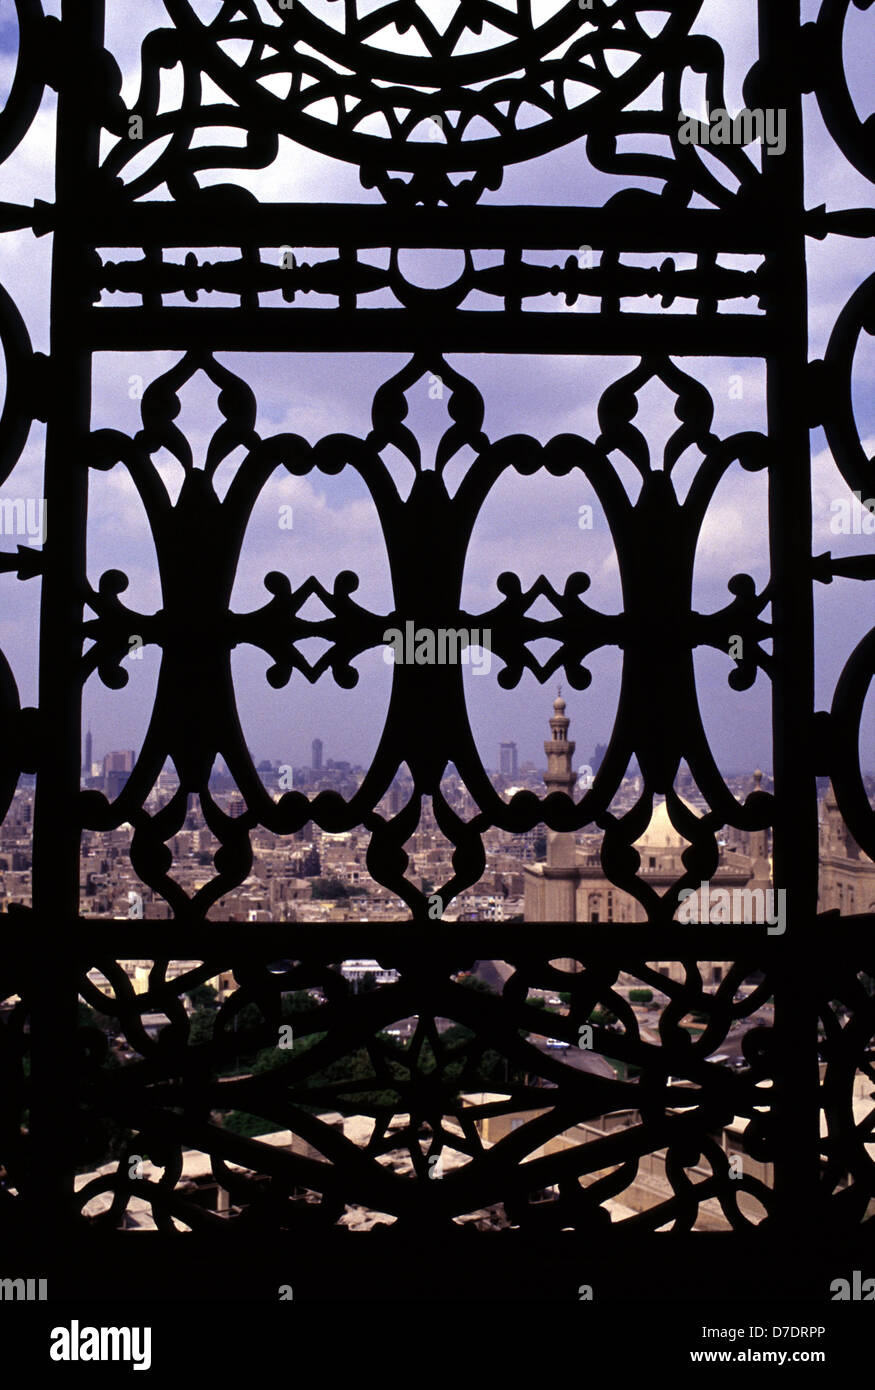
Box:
[0,0,873,1301]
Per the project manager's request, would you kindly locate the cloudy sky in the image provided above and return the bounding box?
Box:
[0,0,871,783]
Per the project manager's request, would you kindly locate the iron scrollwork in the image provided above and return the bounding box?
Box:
[0,0,869,1278]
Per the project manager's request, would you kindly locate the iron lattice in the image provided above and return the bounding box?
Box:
[0,0,872,1296]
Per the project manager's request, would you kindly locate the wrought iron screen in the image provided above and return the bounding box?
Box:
[0,0,873,1301]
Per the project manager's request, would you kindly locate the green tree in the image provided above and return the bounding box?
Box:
[186,982,219,1012]
[590,1006,618,1028]
[188,1007,218,1046]
[311,877,350,899]
[456,974,496,994]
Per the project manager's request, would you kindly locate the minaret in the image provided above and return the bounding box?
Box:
[544,690,576,802]
[543,691,577,921]
[523,691,580,928]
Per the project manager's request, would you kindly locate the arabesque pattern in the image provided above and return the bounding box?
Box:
[0,0,870,1274]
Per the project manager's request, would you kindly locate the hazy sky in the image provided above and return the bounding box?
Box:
[0,0,872,781]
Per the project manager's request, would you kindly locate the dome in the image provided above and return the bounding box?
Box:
[634,798,699,849]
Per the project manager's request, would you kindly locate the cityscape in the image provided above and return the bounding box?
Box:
[2,695,873,1235]
[2,696,873,925]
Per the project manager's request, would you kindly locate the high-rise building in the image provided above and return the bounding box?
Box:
[102,749,136,800]
[104,749,135,773]
[499,741,518,777]
[591,742,607,774]
[312,738,323,771]
[84,729,93,776]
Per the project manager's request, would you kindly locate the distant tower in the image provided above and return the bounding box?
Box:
[543,691,578,920]
[84,729,93,776]
[499,741,518,778]
[544,692,576,803]
[521,691,581,934]
[312,738,323,771]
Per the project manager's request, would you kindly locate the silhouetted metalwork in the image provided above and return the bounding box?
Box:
[0,0,872,1294]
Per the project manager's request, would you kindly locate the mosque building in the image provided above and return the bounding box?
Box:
[818,788,875,915]
[523,693,775,984]
[523,691,874,944]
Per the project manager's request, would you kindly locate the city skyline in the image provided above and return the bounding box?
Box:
[79,727,796,782]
